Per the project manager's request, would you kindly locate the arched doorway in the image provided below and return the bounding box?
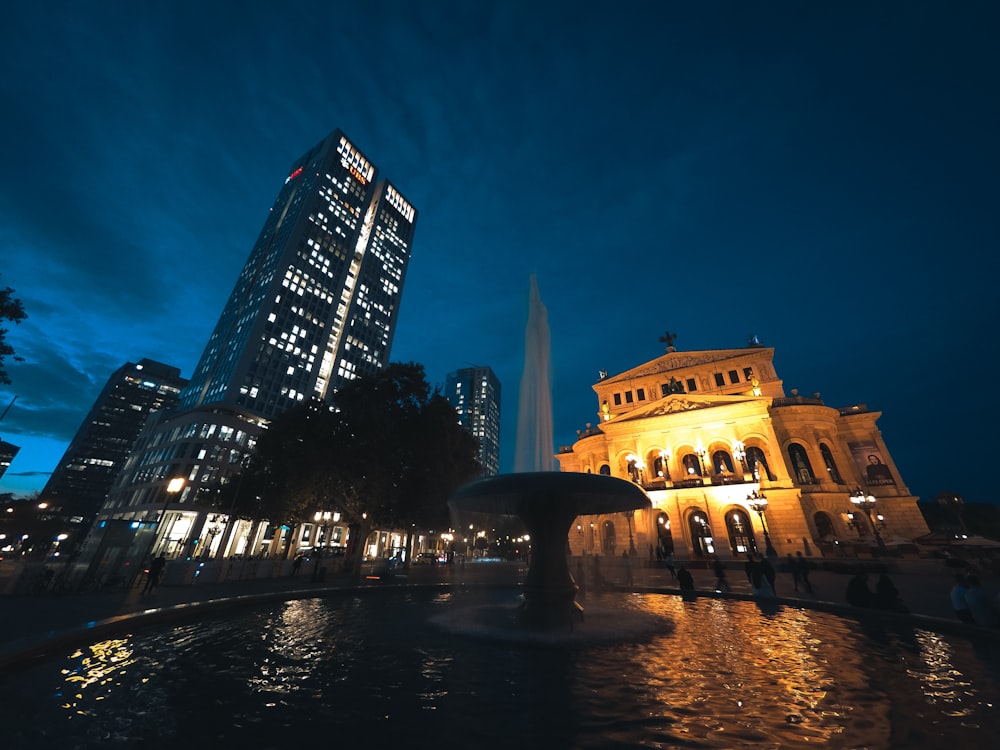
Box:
[655,511,674,556]
[688,510,714,558]
[601,519,616,555]
[725,508,756,555]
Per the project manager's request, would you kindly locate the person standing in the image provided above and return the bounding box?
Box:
[795,552,813,594]
[950,573,974,624]
[622,550,634,587]
[786,554,800,592]
[143,554,167,594]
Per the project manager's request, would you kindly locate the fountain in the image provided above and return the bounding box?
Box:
[2,274,999,744]
[450,275,650,629]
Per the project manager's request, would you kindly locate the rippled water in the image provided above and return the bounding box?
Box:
[2,588,999,749]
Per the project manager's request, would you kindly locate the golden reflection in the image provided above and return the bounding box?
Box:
[59,637,137,718]
[248,598,330,696]
[626,596,892,746]
[908,630,978,714]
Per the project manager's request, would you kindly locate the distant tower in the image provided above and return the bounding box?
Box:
[445,366,501,476]
[100,130,417,549]
[40,359,186,522]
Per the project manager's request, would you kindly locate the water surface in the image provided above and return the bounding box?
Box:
[2,589,998,748]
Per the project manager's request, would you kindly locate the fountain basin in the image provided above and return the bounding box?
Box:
[450,472,650,629]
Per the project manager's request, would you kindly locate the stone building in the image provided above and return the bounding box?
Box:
[556,340,929,561]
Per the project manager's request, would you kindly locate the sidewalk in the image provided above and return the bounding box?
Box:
[0,556,994,672]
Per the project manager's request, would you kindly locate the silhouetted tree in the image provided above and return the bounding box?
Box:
[0,275,28,385]
[233,362,482,571]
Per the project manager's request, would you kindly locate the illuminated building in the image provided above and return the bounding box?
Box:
[0,439,18,481]
[38,359,186,525]
[88,130,416,564]
[445,366,501,476]
[557,339,930,560]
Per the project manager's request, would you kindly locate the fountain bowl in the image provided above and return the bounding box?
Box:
[449,472,650,629]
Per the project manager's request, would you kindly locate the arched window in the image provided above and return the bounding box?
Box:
[813,511,836,541]
[819,444,844,484]
[655,511,673,555]
[599,464,611,476]
[688,511,714,557]
[652,453,669,480]
[601,520,616,555]
[712,450,735,475]
[788,443,816,484]
[746,447,775,481]
[682,453,703,477]
[726,508,756,555]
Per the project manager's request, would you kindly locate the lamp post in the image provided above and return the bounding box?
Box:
[850,487,887,555]
[624,509,636,556]
[695,439,708,477]
[732,440,747,473]
[658,449,671,484]
[626,453,646,485]
[747,490,777,558]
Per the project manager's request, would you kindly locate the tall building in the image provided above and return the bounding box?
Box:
[0,439,18,482]
[39,359,186,523]
[557,339,929,561]
[446,366,501,476]
[94,130,417,562]
[179,129,416,418]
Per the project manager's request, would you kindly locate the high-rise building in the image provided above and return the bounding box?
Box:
[0,439,19,482]
[94,130,417,562]
[445,366,501,476]
[39,359,186,522]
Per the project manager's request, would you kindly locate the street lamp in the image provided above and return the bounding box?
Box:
[695,439,708,476]
[624,509,636,556]
[732,440,748,473]
[625,453,646,485]
[850,487,887,555]
[658,449,671,483]
[747,490,777,558]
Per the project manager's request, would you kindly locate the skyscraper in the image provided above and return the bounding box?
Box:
[179,129,417,418]
[445,366,501,476]
[96,130,417,561]
[39,359,186,522]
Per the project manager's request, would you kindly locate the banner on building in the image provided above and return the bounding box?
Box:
[848,440,895,486]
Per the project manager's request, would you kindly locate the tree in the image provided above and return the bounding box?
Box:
[0,275,28,385]
[234,362,482,571]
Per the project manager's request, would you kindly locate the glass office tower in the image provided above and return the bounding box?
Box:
[180,129,417,418]
[445,366,501,476]
[94,130,417,560]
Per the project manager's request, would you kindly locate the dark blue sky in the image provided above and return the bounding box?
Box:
[2,1,998,507]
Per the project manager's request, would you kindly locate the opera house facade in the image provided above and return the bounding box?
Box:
[556,341,929,561]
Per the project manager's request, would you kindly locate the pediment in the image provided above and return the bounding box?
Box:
[611,393,762,423]
[600,348,773,386]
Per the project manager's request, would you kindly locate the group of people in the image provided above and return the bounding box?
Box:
[844,570,908,612]
[950,571,999,628]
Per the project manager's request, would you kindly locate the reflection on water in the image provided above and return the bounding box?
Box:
[1,589,998,748]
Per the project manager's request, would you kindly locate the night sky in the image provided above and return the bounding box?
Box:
[2,2,998,508]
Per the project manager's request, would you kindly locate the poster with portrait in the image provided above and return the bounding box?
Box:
[848,440,895,486]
